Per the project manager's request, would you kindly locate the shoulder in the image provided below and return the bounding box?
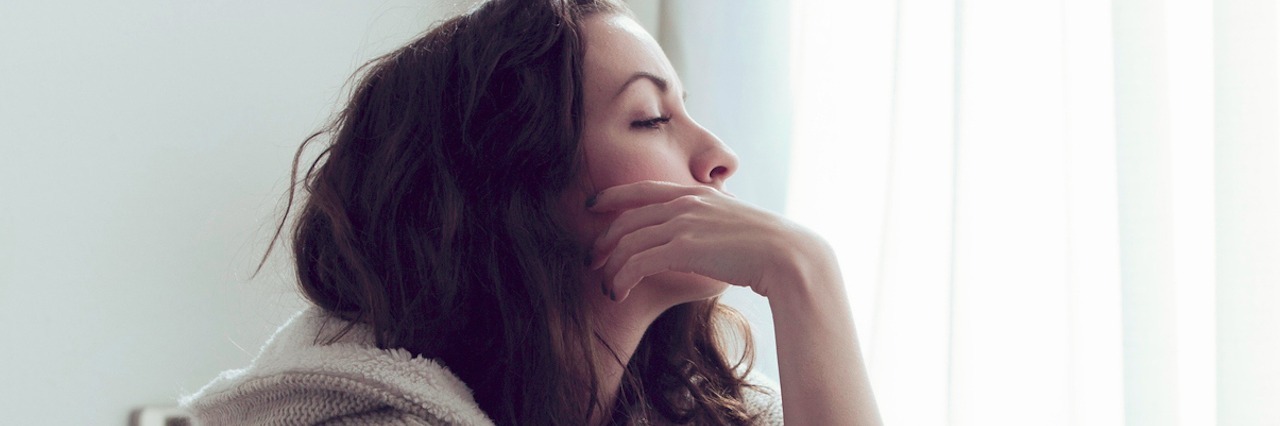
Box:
[180,307,495,425]
[742,370,784,425]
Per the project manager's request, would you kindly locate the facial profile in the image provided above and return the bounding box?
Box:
[565,13,740,307]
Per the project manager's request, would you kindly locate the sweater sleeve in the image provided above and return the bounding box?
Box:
[743,370,784,425]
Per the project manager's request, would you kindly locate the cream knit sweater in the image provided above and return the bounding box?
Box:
[180,307,784,425]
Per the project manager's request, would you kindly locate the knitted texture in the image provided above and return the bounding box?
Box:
[180,307,783,425]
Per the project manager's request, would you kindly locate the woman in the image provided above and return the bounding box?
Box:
[182,0,880,424]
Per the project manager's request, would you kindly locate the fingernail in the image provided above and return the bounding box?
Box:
[585,193,598,209]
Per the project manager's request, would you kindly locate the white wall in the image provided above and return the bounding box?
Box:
[0,1,472,424]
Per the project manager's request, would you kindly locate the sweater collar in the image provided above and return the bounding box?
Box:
[180,306,495,425]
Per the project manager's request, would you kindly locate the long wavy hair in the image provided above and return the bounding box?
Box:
[264,0,760,423]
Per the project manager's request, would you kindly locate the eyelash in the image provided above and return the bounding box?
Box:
[630,115,672,130]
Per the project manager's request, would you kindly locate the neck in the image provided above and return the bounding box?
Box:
[585,283,673,425]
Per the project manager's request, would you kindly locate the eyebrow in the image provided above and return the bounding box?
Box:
[613,72,687,101]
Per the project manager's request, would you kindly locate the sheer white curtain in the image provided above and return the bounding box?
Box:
[787,1,1280,426]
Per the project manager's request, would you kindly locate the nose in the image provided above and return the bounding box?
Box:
[688,123,738,190]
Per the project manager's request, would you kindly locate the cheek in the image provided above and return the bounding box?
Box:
[563,132,683,246]
[592,160,671,189]
[585,136,685,189]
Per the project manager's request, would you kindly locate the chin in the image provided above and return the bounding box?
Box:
[641,271,731,306]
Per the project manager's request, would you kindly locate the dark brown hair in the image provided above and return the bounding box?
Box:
[266,0,760,423]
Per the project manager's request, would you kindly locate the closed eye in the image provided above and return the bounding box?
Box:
[631,115,671,130]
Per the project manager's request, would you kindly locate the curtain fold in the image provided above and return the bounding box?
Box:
[785,0,1279,425]
[1214,1,1280,425]
[1114,0,1180,424]
[864,0,955,424]
[1063,1,1125,424]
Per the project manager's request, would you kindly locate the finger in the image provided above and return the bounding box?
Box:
[589,197,704,269]
[596,219,681,277]
[605,239,698,303]
[588,180,719,213]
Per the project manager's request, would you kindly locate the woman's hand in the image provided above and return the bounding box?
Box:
[586,180,833,302]
[586,179,883,425]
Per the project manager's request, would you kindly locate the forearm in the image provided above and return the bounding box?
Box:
[768,252,882,425]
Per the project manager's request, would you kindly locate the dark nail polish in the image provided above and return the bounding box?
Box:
[585,193,598,209]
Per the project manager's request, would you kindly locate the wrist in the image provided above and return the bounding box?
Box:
[762,226,840,296]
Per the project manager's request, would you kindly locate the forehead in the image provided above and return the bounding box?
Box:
[581,14,677,97]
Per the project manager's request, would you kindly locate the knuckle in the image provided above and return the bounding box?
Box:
[670,194,703,210]
[663,235,690,253]
[614,258,638,281]
[614,208,639,224]
[616,231,639,249]
[666,215,694,232]
[629,247,658,267]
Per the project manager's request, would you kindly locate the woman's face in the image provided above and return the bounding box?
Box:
[564,13,739,306]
